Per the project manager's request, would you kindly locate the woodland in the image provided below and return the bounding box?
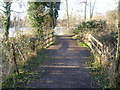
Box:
[0,0,120,88]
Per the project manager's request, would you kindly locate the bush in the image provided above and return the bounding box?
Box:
[73,20,107,34]
[98,31,118,45]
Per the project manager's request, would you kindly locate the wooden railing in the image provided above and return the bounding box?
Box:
[30,31,54,51]
[85,34,115,68]
[1,30,55,83]
[87,34,103,55]
[84,33,118,85]
[42,31,54,48]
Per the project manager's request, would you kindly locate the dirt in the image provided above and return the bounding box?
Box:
[26,35,97,88]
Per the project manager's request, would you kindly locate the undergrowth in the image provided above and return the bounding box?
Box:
[72,34,110,87]
[72,35,88,47]
[73,33,110,87]
[86,55,110,88]
[2,48,48,88]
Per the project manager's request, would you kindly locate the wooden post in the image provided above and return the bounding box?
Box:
[16,45,26,61]
[11,44,20,75]
[41,34,44,48]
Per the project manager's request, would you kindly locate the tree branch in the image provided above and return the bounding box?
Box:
[0,8,5,13]
[10,10,26,13]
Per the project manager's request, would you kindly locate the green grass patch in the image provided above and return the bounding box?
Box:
[51,41,60,45]
[72,34,79,39]
[72,34,88,48]
[2,48,48,88]
[86,56,110,88]
[77,40,88,47]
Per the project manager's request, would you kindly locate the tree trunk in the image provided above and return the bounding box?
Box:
[49,3,54,28]
[4,2,11,41]
[90,0,91,20]
[84,0,87,21]
[90,0,96,20]
[66,0,70,34]
[91,0,96,19]
[114,1,120,87]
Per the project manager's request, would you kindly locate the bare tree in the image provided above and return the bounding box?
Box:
[84,0,87,21]
[65,0,70,33]
[90,0,96,20]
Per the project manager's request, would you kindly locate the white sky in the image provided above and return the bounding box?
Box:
[0,0,119,20]
[58,0,118,19]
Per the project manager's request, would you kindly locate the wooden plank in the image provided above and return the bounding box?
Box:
[88,34,103,54]
[33,32,54,48]
[90,34,103,47]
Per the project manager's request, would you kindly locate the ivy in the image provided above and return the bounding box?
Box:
[28,2,60,33]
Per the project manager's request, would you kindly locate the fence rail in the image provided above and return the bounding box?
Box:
[84,33,118,86]
[33,31,54,49]
[87,34,103,55]
[85,34,116,67]
[1,30,55,83]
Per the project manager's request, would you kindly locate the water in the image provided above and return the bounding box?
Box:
[0,27,65,38]
[0,27,29,38]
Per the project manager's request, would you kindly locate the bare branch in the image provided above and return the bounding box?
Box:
[0,1,4,6]
[10,10,26,13]
[0,8,5,13]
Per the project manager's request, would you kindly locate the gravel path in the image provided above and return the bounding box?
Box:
[26,35,97,88]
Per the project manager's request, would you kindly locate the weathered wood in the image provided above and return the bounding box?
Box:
[11,43,20,75]
[16,44,26,61]
[88,34,103,54]
[33,31,54,48]
[90,34,103,47]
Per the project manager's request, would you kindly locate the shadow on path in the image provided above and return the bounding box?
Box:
[26,35,97,88]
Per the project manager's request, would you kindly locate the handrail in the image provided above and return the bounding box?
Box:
[1,30,55,83]
[88,34,103,54]
[89,34,103,47]
[31,31,54,49]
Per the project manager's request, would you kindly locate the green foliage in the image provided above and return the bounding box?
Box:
[28,2,60,33]
[3,2,11,41]
[77,40,88,47]
[28,2,46,32]
[1,1,60,88]
[2,49,48,88]
[86,56,110,88]
[74,20,107,34]
[98,32,118,45]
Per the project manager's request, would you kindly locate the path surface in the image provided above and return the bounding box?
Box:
[27,35,97,88]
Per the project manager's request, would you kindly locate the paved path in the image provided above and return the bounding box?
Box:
[27,35,97,88]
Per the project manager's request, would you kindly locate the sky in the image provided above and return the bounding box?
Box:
[58,0,118,19]
[0,0,119,20]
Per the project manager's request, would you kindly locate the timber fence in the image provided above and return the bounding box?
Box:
[1,30,55,83]
[84,33,117,85]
